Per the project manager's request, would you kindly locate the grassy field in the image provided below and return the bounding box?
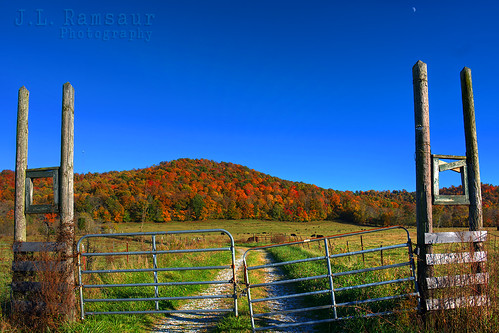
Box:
[113,219,378,242]
[258,229,499,332]
[112,219,499,245]
[1,219,498,332]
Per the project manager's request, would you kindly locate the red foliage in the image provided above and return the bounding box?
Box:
[0,160,498,227]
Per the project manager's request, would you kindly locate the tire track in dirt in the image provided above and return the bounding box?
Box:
[152,248,319,332]
[257,250,319,332]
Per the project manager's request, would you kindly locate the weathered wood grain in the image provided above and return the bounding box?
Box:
[426,251,486,265]
[12,260,66,272]
[461,67,483,231]
[424,231,487,244]
[13,242,65,253]
[413,60,433,310]
[14,86,29,242]
[439,159,466,172]
[426,295,489,310]
[433,195,469,205]
[60,82,76,320]
[426,272,488,290]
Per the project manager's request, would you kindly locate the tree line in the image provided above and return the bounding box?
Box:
[0,158,497,230]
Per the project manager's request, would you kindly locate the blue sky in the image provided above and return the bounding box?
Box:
[1,1,498,191]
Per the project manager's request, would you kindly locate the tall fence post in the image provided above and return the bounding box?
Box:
[461,68,485,279]
[413,60,433,312]
[60,82,76,321]
[460,68,483,231]
[14,87,29,242]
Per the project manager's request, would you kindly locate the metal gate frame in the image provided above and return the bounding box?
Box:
[243,226,420,331]
[76,229,237,319]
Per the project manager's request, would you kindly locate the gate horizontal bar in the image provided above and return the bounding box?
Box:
[332,261,411,277]
[328,243,409,259]
[251,289,330,303]
[85,308,234,316]
[336,292,419,307]
[83,279,231,288]
[84,294,233,303]
[249,274,328,289]
[335,277,415,292]
[248,244,410,271]
[248,255,325,270]
[249,274,415,295]
[82,265,231,274]
[82,247,231,257]
[254,304,332,317]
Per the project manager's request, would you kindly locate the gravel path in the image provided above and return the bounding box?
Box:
[152,250,244,333]
[152,249,319,332]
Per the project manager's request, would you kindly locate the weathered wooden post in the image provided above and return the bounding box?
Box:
[59,82,76,320]
[412,63,489,312]
[460,68,483,231]
[12,83,77,323]
[412,60,433,311]
[461,68,485,279]
[14,87,29,242]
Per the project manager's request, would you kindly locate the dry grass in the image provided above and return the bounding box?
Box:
[10,252,74,332]
[417,239,498,333]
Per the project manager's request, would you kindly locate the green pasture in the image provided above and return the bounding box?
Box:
[112,219,418,248]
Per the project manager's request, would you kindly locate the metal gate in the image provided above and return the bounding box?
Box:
[76,229,237,319]
[243,226,420,331]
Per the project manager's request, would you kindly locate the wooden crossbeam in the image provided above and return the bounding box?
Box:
[12,260,66,272]
[433,195,470,205]
[432,154,466,160]
[11,281,67,293]
[12,300,65,312]
[426,295,489,311]
[426,251,486,266]
[425,231,487,244]
[11,281,42,292]
[438,159,466,173]
[426,273,488,290]
[13,242,65,253]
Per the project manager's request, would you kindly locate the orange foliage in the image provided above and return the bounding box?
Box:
[0,159,498,227]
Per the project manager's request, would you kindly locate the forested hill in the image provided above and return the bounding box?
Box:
[0,158,498,228]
